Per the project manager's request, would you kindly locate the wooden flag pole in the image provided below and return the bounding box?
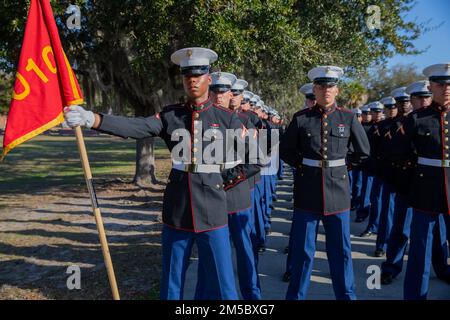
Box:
[74,126,120,300]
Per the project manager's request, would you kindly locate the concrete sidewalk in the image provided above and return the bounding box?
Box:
[184,166,450,300]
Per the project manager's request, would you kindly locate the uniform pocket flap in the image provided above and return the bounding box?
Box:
[417,127,437,137]
[201,173,223,187]
[330,166,348,178]
[330,126,350,138]
[415,164,442,178]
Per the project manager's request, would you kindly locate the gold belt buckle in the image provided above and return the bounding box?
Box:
[320,160,330,168]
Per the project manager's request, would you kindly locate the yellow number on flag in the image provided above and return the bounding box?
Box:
[12,72,31,100]
[25,58,49,83]
[42,45,57,74]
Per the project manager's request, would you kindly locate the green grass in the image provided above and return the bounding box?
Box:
[0,134,169,194]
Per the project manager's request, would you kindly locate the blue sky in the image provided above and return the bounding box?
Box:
[387,0,450,71]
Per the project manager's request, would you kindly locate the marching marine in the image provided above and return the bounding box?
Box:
[359,101,386,239]
[402,63,450,299]
[195,73,262,300]
[283,82,317,282]
[381,79,450,286]
[355,104,374,223]
[64,47,243,300]
[280,66,370,300]
[373,88,410,258]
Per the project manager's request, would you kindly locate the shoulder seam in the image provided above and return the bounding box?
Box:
[163,103,184,110]
[337,107,353,114]
[213,104,234,113]
[295,108,310,116]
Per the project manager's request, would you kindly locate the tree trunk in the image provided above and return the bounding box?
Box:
[102,50,181,188]
[133,137,158,187]
[132,100,159,187]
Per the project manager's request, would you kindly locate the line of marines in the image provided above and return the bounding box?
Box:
[282,64,450,300]
[64,47,283,300]
[63,45,450,300]
[342,71,450,299]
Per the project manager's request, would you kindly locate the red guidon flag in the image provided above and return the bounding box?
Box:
[1,0,83,159]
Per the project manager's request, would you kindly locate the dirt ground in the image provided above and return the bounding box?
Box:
[0,169,170,300]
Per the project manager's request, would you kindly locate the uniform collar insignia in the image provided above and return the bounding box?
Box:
[188,96,213,111]
[314,103,337,115]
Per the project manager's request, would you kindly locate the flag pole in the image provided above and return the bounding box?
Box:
[74,126,120,300]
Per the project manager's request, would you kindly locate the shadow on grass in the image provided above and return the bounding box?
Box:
[0,214,163,299]
[0,243,162,300]
[0,217,162,233]
[32,203,164,219]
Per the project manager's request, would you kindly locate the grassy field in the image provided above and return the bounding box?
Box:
[0,134,170,299]
[0,134,170,194]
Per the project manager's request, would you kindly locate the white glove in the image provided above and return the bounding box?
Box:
[64,105,95,129]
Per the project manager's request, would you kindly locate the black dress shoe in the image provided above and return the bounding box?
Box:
[381,272,393,285]
[359,230,373,237]
[284,246,289,254]
[374,249,385,257]
[282,271,291,282]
